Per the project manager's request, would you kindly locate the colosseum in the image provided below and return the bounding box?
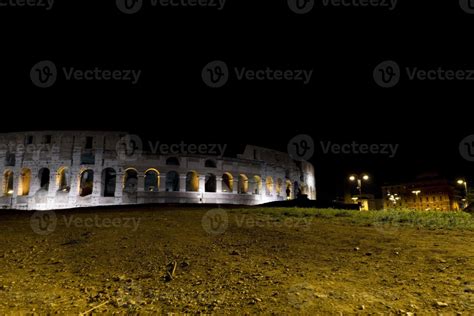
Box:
[0,131,316,210]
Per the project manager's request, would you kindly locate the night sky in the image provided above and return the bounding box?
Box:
[1,0,473,201]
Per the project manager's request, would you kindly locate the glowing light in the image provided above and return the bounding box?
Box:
[362,175,369,181]
[349,176,356,181]
[457,179,465,185]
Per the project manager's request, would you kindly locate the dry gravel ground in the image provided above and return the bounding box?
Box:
[0,206,473,314]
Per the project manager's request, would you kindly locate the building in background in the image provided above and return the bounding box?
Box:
[381,174,464,211]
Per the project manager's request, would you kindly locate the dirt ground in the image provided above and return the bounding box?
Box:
[0,206,473,314]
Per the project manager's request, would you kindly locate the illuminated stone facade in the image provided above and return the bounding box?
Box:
[382,178,462,211]
[0,131,316,210]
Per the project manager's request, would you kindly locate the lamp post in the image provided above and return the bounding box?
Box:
[349,174,369,210]
[349,174,369,198]
[457,179,468,209]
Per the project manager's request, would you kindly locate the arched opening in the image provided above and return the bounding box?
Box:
[145,169,159,192]
[205,173,216,192]
[57,167,71,192]
[38,168,50,190]
[186,171,199,192]
[222,173,233,192]
[285,180,292,200]
[18,168,31,196]
[266,176,274,195]
[79,170,94,197]
[166,171,179,192]
[3,170,14,196]
[102,168,116,197]
[205,159,217,168]
[294,181,300,198]
[166,157,180,166]
[252,175,262,194]
[238,174,248,194]
[123,168,138,193]
[276,178,283,196]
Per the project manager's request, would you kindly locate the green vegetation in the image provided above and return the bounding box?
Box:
[229,208,474,230]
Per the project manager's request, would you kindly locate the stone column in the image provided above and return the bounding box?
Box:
[159,174,166,192]
[137,172,145,193]
[179,173,187,192]
[233,177,239,194]
[115,170,124,203]
[198,175,206,193]
[216,176,223,193]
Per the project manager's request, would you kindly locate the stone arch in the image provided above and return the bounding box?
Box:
[186,171,199,192]
[38,168,50,190]
[102,168,116,197]
[265,176,274,195]
[18,168,32,196]
[205,159,217,168]
[222,173,233,192]
[3,170,14,196]
[252,175,262,194]
[205,173,216,192]
[79,169,94,197]
[238,174,248,194]
[294,181,300,198]
[145,168,160,192]
[57,167,71,192]
[123,168,138,193]
[166,157,180,166]
[285,179,292,199]
[276,178,283,196]
[166,171,179,192]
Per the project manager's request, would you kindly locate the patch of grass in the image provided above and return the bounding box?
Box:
[229,208,474,230]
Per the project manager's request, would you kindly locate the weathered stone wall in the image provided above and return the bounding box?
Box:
[0,131,316,210]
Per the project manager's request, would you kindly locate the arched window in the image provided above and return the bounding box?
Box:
[166,171,179,192]
[57,167,70,192]
[266,176,274,195]
[285,180,292,199]
[38,168,50,190]
[123,169,138,193]
[186,171,199,192]
[276,178,283,196]
[205,173,216,192]
[238,174,248,194]
[18,168,31,196]
[205,159,217,168]
[166,157,180,166]
[102,168,116,197]
[3,170,14,196]
[222,173,233,192]
[252,175,262,194]
[145,169,159,192]
[79,170,94,197]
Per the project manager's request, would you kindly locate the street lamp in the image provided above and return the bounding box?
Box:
[349,174,370,197]
[457,179,468,208]
[387,193,401,207]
